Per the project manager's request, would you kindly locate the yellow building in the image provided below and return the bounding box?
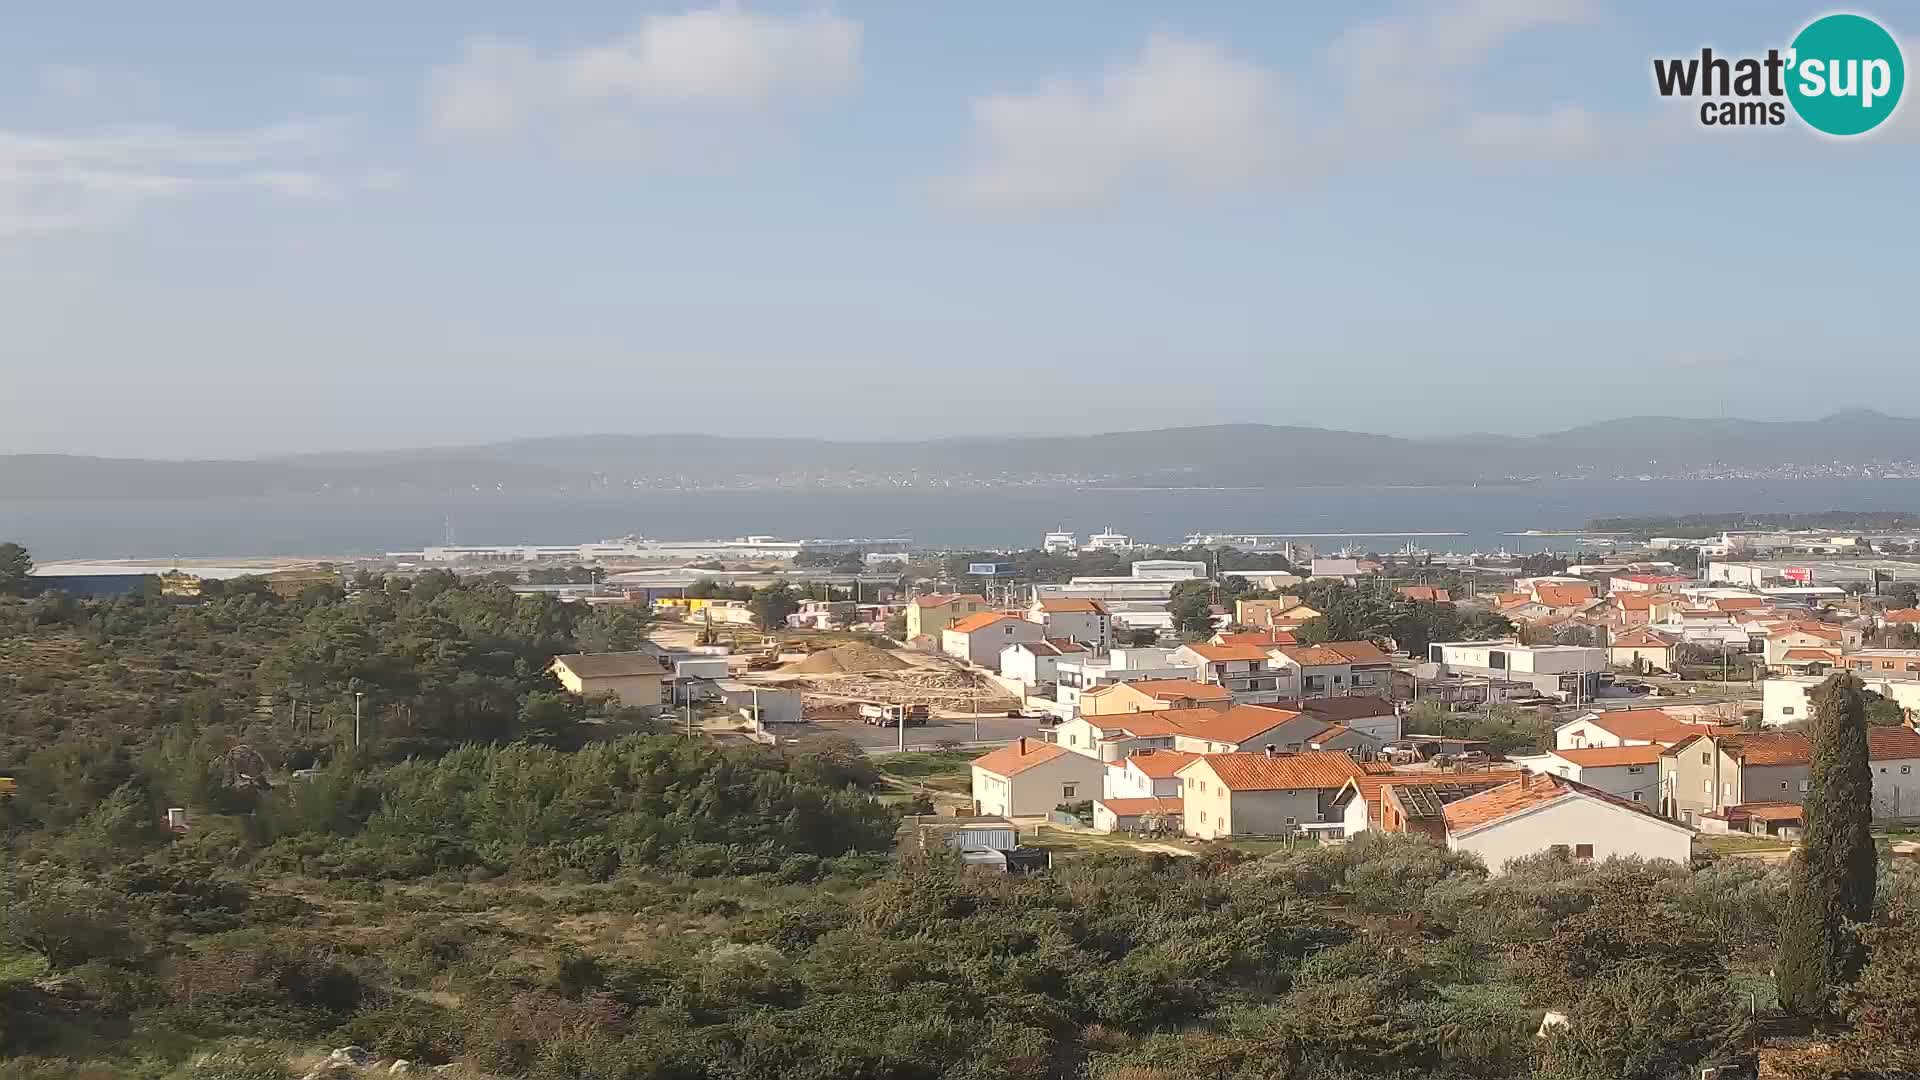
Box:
[550,652,667,712]
[1081,679,1233,716]
[905,593,989,641]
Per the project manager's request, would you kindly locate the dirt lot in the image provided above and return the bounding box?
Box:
[767,712,1046,752]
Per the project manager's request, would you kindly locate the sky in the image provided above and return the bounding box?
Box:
[3,1,1917,458]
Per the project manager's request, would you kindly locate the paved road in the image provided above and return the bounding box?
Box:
[783,713,1046,752]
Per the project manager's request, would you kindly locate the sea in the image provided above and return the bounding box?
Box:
[7,478,1920,563]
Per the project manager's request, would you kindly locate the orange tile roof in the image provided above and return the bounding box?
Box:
[1121,750,1199,778]
[1186,750,1364,791]
[1782,648,1842,662]
[1614,593,1661,610]
[1536,584,1597,608]
[1550,744,1666,767]
[1884,609,1920,623]
[1442,771,1674,833]
[1125,679,1231,702]
[1184,642,1272,662]
[1336,769,1523,827]
[1868,726,1920,761]
[1769,622,1844,640]
[947,612,1017,634]
[1722,732,1811,766]
[1278,645,1351,666]
[1319,640,1394,665]
[1727,802,1805,823]
[1095,796,1183,816]
[1578,708,1699,744]
[1087,707,1219,738]
[1216,629,1299,647]
[971,737,1075,778]
[1179,704,1305,744]
[1399,586,1451,603]
[1610,628,1677,649]
[1716,597,1768,611]
[1036,598,1109,614]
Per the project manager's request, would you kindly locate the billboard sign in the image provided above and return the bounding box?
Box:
[1784,566,1812,583]
[967,562,1003,576]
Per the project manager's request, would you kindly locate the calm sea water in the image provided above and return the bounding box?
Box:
[7,479,1920,561]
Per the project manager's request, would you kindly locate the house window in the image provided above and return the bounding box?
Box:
[1575,844,1594,859]
[1701,752,1711,764]
[1628,766,1645,774]
[1063,784,1077,799]
[1904,765,1913,775]
[1722,783,1732,798]
[1702,780,1712,794]
[1068,734,1078,747]
[1633,791,1644,802]
[1782,707,1795,716]
[1285,816,1296,826]
[1800,780,1811,792]
[1198,810,1207,823]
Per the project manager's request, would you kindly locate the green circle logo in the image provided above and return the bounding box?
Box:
[1786,14,1905,135]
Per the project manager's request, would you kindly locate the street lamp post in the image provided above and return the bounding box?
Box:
[353,692,365,749]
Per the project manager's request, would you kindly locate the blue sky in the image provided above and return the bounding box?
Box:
[2,1,1915,457]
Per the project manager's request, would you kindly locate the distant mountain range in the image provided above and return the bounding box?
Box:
[6,410,1920,499]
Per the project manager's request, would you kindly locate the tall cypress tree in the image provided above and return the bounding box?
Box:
[1776,672,1877,1017]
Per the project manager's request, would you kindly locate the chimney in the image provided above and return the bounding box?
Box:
[1016,737,1029,755]
[1265,744,1277,758]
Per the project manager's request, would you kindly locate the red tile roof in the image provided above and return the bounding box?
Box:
[1319,640,1394,665]
[1278,645,1351,666]
[1715,597,1769,611]
[1185,750,1365,791]
[1179,704,1306,744]
[1036,598,1109,614]
[1722,732,1812,766]
[1884,609,1920,624]
[1550,744,1666,767]
[1442,771,1677,833]
[1536,584,1598,608]
[1610,628,1678,649]
[1868,726,1920,761]
[1095,796,1183,817]
[947,612,1017,634]
[1121,750,1199,778]
[1782,648,1842,662]
[971,737,1075,777]
[1399,586,1451,603]
[1770,622,1845,640]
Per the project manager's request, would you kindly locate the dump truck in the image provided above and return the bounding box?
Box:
[859,702,929,727]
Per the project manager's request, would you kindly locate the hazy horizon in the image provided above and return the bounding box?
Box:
[5,1,1917,458]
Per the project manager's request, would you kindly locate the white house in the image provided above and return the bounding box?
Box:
[1869,726,1920,821]
[1553,708,1701,751]
[943,612,1044,668]
[1102,749,1197,800]
[970,738,1109,817]
[1441,771,1694,872]
[999,639,1088,689]
[1519,744,1664,806]
[1427,641,1605,702]
[1027,598,1113,650]
[1052,647,1202,718]
[1173,642,1288,703]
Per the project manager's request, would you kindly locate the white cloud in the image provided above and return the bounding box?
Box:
[0,119,385,239]
[427,7,861,139]
[945,0,1596,208]
[942,35,1290,208]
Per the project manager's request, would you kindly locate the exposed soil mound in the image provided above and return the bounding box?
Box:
[786,643,910,674]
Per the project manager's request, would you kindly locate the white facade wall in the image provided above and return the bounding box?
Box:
[971,754,1106,817]
[1542,758,1661,806]
[1447,796,1693,873]
[944,619,1045,668]
[1034,609,1112,649]
[1872,757,1920,820]
[1102,761,1183,800]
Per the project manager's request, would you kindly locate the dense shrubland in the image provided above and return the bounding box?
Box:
[4,578,1919,1079]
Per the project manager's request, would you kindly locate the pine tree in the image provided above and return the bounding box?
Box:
[1776,672,1877,1017]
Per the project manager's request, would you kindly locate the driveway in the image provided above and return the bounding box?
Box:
[774,712,1048,752]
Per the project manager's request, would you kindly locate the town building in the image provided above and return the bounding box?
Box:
[1764,673,1920,727]
[1102,748,1197,800]
[1332,771,1519,838]
[1608,628,1680,673]
[1660,731,1811,825]
[942,612,1045,667]
[1511,744,1663,806]
[1078,679,1231,716]
[1426,641,1605,701]
[1027,597,1113,649]
[1845,649,1920,680]
[1441,772,1695,871]
[1128,559,1208,581]
[549,652,667,712]
[1234,597,1319,628]
[906,593,990,641]
[1176,750,1366,840]
[970,738,1107,817]
[1051,647,1202,717]
[998,639,1088,689]
[1169,705,1363,756]
[1554,708,1710,751]
[1267,695,1402,742]
[1091,797,1184,834]
[1172,642,1285,703]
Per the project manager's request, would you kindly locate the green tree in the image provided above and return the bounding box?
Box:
[572,605,652,653]
[1889,580,1920,607]
[1167,580,1216,639]
[0,541,31,595]
[1777,672,1877,1017]
[749,582,802,630]
[884,611,908,641]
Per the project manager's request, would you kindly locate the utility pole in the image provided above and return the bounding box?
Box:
[353,691,364,749]
[972,685,980,742]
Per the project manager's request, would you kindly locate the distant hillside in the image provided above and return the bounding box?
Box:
[6,411,1919,499]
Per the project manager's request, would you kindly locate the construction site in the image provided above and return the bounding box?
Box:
[767,643,1023,719]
